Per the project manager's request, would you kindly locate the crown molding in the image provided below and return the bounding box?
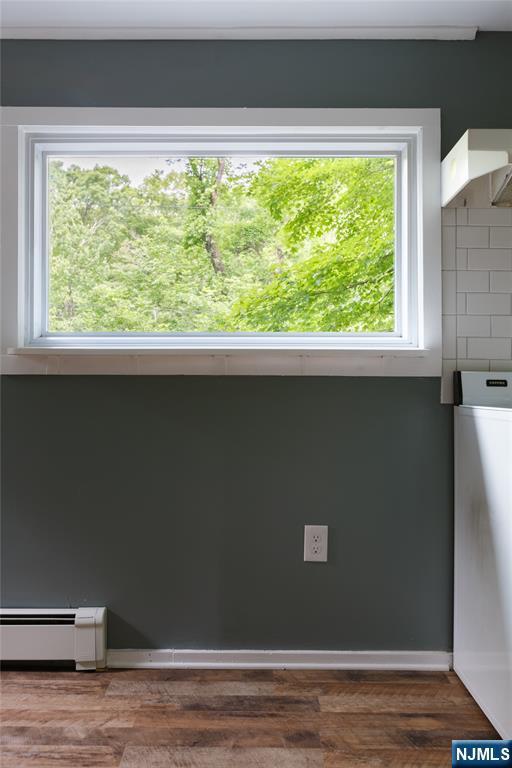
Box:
[0,25,478,40]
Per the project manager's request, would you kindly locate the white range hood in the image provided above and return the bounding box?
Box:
[442,129,512,208]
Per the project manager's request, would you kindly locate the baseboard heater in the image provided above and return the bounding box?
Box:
[0,608,107,670]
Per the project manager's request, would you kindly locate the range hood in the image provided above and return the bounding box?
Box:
[441,129,512,208]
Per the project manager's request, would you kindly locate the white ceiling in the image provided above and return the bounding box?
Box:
[1,0,511,40]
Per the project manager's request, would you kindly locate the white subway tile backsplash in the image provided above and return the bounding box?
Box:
[456,249,467,270]
[456,293,467,314]
[467,338,512,360]
[456,208,469,225]
[490,227,512,248]
[466,292,511,315]
[491,316,512,337]
[442,208,512,401]
[490,360,512,372]
[457,226,489,248]
[456,338,467,359]
[442,271,456,314]
[457,359,491,371]
[469,208,512,226]
[442,226,456,268]
[457,315,491,337]
[490,271,512,293]
[442,209,456,225]
[456,271,489,292]
[467,248,512,270]
[442,316,456,358]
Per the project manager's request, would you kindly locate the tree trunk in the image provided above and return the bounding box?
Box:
[205,158,226,274]
[205,232,225,274]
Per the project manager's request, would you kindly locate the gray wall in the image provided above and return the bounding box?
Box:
[2,34,512,156]
[2,376,452,649]
[1,34,511,650]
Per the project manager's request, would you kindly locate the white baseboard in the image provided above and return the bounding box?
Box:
[107,649,452,671]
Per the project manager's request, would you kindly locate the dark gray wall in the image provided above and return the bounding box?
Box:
[2,34,512,156]
[1,376,452,649]
[1,34,511,650]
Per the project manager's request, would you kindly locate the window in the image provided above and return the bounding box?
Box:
[47,153,396,336]
[1,108,441,373]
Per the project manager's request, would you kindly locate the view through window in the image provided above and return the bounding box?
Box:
[47,155,396,334]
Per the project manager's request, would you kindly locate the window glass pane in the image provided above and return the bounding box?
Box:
[47,155,395,334]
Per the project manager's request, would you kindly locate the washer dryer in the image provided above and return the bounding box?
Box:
[454,371,512,738]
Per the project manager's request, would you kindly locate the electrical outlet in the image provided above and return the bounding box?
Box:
[304,525,328,562]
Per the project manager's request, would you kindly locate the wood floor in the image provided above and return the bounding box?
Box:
[0,668,497,767]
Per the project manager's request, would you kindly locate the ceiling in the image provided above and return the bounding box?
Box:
[1,0,511,40]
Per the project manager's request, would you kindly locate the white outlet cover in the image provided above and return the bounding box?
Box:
[304,525,328,562]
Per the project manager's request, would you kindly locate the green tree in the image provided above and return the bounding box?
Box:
[224,157,395,332]
[183,158,227,274]
[48,155,395,334]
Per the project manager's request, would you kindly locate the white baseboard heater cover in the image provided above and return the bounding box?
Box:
[0,608,107,670]
[107,648,452,671]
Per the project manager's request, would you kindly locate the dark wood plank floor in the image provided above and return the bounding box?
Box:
[0,669,498,767]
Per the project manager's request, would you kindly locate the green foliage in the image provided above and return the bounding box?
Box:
[225,157,394,332]
[48,155,395,334]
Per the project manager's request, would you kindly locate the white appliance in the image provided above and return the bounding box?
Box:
[454,372,512,738]
[0,607,107,670]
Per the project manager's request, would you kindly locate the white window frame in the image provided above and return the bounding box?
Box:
[0,108,441,376]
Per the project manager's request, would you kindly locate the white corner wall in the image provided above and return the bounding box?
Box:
[442,207,512,402]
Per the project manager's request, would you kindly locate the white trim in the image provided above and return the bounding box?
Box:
[0,350,436,376]
[106,648,452,671]
[0,107,444,129]
[7,345,428,355]
[0,26,478,41]
[1,107,441,376]
[24,129,414,351]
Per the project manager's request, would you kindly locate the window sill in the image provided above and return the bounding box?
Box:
[2,347,439,376]
[9,344,427,355]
